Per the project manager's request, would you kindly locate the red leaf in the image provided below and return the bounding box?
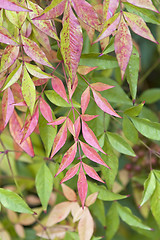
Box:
[82,120,106,154]
[81,87,90,114]
[92,89,121,118]
[0,45,19,73]
[81,114,99,122]
[21,36,54,69]
[126,0,159,13]
[77,164,88,208]
[55,142,77,176]
[21,105,39,142]
[77,66,97,75]
[47,116,66,126]
[72,0,100,30]
[33,0,66,20]
[124,12,158,43]
[82,163,104,183]
[50,121,67,158]
[61,162,80,183]
[40,97,53,123]
[114,16,132,79]
[0,27,18,46]
[74,117,81,140]
[0,0,30,12]
[103,0,119,20]
[2,87,14,128]
[51,76,69,103]
[9,110,34,157]
[90,82,114,92]
[80,141,109,168]
[60,1,83,83]
[33,78,48,86]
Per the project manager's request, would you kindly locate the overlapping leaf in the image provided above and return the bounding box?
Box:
[60,1,83,83]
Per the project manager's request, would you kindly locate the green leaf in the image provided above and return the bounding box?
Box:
[139,106,159,122]
[130,117,160,141]
[153,170,160,182]
[39,115,57,157]
[107,132,136,156]
[126,45,139,100]
[124,102,144,117]
[88,182,127,201]
[2,63,22,90]
[116,202,152,230]
[45,90,80,108]
[90,199,105,226]
[79,54,118,70]
[106,202,120,240]
[140,171,156,207]
[25,62,51,79]
[42,0,64,14]
[0,188,33,214]
[151,180,160,227]
[103,36,115,54]
[139,89,160,104]
[123,115,139,144]
[35,163,54,211]
[100,138,118,190]
[22,66,36,115]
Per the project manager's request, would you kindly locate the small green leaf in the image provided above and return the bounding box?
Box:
[123,115,139,144]
[103,36,115,54]
[100,138,118,190]
[140,171,156,206]
[151,180,160,227]
[130,117,160,141]
[45,90,80,108]
[107,132,136,156]
[126,45,139,100]
[139,89,160,104]
[22,67,36,115]
[124,102,144,117]
[39,115,57,157]
[116,202,152,230]
[88,182,127,201]
[36,163,54,211]
[106,202,120,240]
[0,188,33,214]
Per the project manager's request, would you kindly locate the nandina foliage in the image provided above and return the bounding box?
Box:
[0,0,160,239]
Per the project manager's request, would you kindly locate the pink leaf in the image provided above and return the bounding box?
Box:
[82,162,105,183]
[60,1,83,83]
[94,13,120,43]
[21,105,39,142]
[0,26,18,45]
[77,66,97,75]
[9,110,34,157]
[79,19,95,43]
[90,82,114,92]
[47,116,66,126]
[40,97,53,123]
[21,36,54,69]
[61,184,77,202]
[33,0,66,20]
[2,87,14,128]
[114,16,132,79]
[126,0,159,13]
[80,141,109,167]
[67,118,75,137]
[74,117,81,140]
[0,45,19,73]
[92,89,121,118]
[77,165,88,209]
[81,114,99,122]
[124,12,158,43]
[82,120,106,154]
[33,27,52,52]
[71,0,100,30]
[81,87,90,114]
[78,207,94,240]
[50,121,67,158]
[55,142,77,176]
[51,77,69,103]
[103,0,119,20]
[0,0,30,12]
[61,162,80,183]
[28,1,59,41]
[85,192,98,207]
[33,78,48,86]
[67,75,78,99]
